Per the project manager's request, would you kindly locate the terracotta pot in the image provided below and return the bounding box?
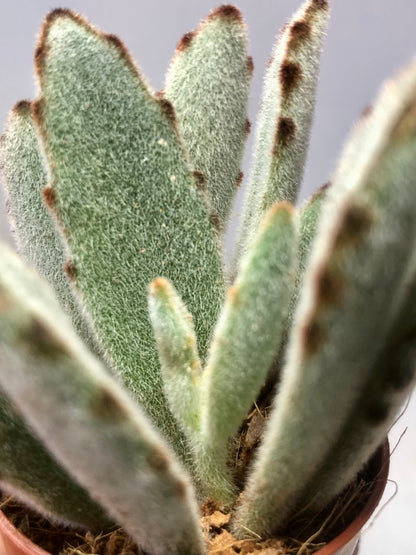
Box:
[0,440,389,555]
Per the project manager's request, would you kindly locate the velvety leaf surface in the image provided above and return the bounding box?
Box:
[0,241,204,555]
[33,10,225,443]
[165,5,251,231]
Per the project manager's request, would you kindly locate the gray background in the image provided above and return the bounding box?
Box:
[0,0,415,553]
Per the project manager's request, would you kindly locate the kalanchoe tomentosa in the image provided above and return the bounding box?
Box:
[0,1,415,554]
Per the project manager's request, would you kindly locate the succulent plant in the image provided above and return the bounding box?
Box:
[0,1,415,554]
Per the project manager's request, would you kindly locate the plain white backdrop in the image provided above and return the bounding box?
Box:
[0,1,415,553]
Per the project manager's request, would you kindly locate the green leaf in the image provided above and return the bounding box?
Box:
[0,241,204,555]
[237,0,329,262]
[148,277,202,439]
[198,202,298,503]
[234,56,416,537]
[0,101,99,352]
[165,5,251,231]
[0,391,111,530]
[33,9,225,444]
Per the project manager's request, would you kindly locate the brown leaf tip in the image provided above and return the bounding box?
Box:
[12,100,31,114]
[64,260,76,281]
[280,61,302,96]
[208,5,243,23]
[247,56,254,75]
[177,31,195,52]
[36,9,82,74]
[302,319,325,356]
[42,186,56,209]
[276,117,296,145]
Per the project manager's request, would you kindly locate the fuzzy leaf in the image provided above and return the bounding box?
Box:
[0,242,204,555]
[0,392,111,530]
[165,5,251,231]
[197,202,298,503]
[292,182,329,311]
[234,57,416,537]
[33,9,225,445]
[0,101,99,352]
[148,277,202,439]
[237,0,329,261]
[302,268,416,512]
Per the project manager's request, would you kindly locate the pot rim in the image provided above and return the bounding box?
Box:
[0,440,390,555]
[315,439,390,555]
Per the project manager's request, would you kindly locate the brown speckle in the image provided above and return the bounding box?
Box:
[19,318,62,358]
[34,44,46,73]
[104,34,124,50]
[210,212,221,232]
[31,99,44,127]
[42,186,56,209]
[247,56,254,75]
[103,34,131,63]
[90,388,127,422]
[245,119,251,135]
[302,319,325,356]
[361,105,373,119]
[193,170,207,192]
[334,204,373,249]
[290,20,311,42]
[176,480,187,498]
[312,0,329,9]
[315,266,344,306]
[275,117,296,147]
[280,61,302,96]
[237,171,244,187]
[64,260,76,281]
[158,98,176,122]
[208,5,243,22]
[177,31,195,51]
[147,448,169,472]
